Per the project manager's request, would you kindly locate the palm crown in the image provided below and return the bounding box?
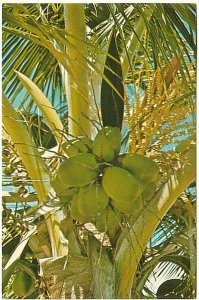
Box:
[2,3,196,299]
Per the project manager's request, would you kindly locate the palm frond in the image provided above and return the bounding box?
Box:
[3,3,196,118]
[122,57,196,184]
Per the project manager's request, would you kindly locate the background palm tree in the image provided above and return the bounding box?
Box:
[2,3,196,299]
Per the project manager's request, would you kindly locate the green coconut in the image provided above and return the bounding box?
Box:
[122,153,159,183]
[77,184,109,218]
[51,174,78,196]
[102,166,143,203]
[92,126,121,162]
[51,174,78,203]
[141,182,157,201]
[58,153,98,187]
[70,195,93,223]
[111,196,143,214]
[12,271,35,298]
[95,207,120,234]
[62,136,93,157]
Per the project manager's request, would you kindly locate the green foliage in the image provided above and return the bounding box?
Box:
[156,279,191,299]
[25,113,57,149]
[12,270,36,298]
[2,3,196,299]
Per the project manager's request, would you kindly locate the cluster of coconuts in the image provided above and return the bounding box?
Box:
[51,126,159,235]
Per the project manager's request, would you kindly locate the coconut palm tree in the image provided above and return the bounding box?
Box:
[2,3,196,299]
